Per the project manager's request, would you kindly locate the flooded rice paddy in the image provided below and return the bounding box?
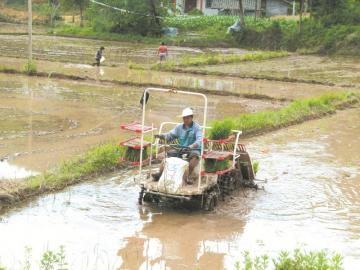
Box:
[0,34,203,66]
[0,73,281,172]
[0,108,359,269]
[1,56,356,101]
[0,30,360,269]
[198,55,360,87]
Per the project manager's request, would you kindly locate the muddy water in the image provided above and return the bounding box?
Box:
[1,56,356,101]
[0,73,280,172]
[0,108,359,269]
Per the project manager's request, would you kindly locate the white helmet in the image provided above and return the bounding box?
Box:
[180,107,194,117]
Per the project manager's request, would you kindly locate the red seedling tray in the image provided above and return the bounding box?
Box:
[120,137,151,149]
[119,157,150,166]
[201,167,233,176]
[203,137,232,144]
[202,151,233,160]
[120,122,155,133]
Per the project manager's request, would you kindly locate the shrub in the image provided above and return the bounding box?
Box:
[234,18,360,55]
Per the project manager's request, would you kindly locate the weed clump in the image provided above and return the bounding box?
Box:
[23,61,37,75]
[235,249,343,270]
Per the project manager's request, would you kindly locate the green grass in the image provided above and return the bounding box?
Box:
[210,92,359,136]
[234,249,343,270]
[23,61,37,75]
[153,51,289,69]
[0,66,17,73]
[26,142,124,191]
[49,25,162,44]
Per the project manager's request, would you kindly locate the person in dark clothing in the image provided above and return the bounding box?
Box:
[93,46,105,66]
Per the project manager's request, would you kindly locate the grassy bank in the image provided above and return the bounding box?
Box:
[152,51,290,69]
[210,92,359,136]
[48,25,161,44]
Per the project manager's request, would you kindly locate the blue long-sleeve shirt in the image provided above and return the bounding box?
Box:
[165,122,202,149]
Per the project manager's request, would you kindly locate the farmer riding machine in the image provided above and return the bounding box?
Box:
[120,88,257,211]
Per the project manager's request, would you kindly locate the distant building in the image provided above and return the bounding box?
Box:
[174,0,291,17]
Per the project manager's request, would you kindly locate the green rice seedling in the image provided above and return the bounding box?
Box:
[123,147,149,163]
[209,119,234,140]
[205,158,230,173]
[252,161,260,175]
[206,119,234,172]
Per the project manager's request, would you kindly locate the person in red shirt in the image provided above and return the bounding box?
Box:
[158,42,168,64]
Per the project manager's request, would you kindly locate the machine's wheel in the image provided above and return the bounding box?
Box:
[138,188,145,205]
[218,172,236,197]
[204,191,218,211]
[143,193,153,203]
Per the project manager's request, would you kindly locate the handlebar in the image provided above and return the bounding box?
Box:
[168,144,191,152]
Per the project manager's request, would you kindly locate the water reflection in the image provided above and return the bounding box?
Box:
[0,160,38,180]
[117,207,246,270]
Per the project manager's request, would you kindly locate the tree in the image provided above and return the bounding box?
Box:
[61,0,89,27]
[299,0,304,31]
[48,0,60,26]
[88,0,170,36]
[238,0,246,27]
[148,0,161,29]
[310,0,351,25]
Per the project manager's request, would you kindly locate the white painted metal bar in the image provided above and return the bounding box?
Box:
[231,130,243,169]
[139,87,208,193]
[155,121,179,158]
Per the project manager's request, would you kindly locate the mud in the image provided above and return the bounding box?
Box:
[0,108,359,269]
[0,73,281,173]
